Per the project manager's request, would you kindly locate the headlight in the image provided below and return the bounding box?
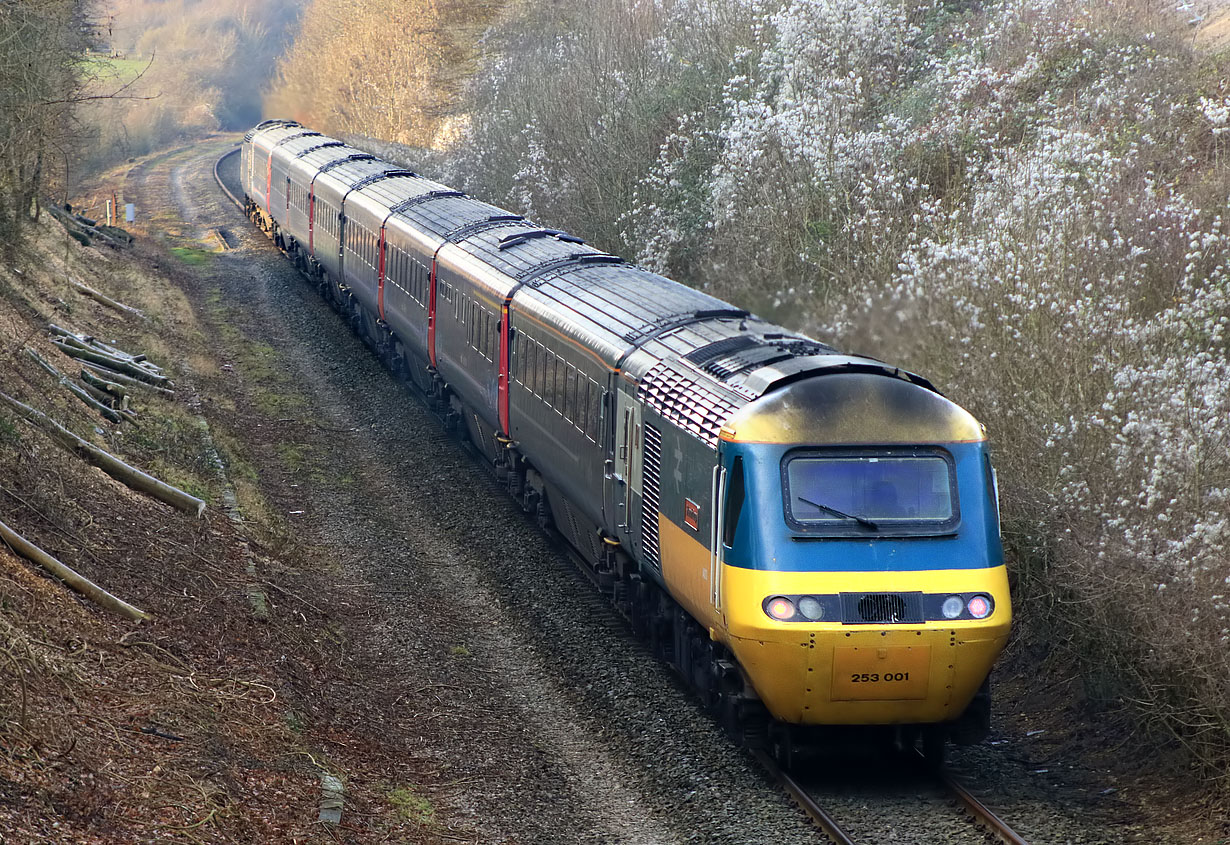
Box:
[967,595,992,619]
[797,596,824,620]
[765,597,795,621]
[941,595,964,619]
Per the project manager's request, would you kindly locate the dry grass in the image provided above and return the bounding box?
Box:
[0,196,441,841]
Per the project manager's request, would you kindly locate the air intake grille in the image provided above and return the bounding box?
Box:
[841,592,924,624]
[640,424,663,569]
[638,363,739,446]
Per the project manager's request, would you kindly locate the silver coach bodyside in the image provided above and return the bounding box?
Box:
[270,133,338,250]
[377,181,456,374]
[243,121,305,217]
[301,149,371,284]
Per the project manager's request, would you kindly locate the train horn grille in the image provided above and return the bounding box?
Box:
[841,592,924,624]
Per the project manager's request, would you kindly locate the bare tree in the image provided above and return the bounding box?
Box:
[267,0,502,148]
[0,0,98,260]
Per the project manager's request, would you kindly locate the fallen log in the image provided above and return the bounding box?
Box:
[50,340,173,387]
[46,206,126,251]
[0,390,205,517]
[76,379,137,424]
[25,348,125,424]
[67,280,145,319]
[80,367,130,401]
[47,325,163,375]
[0,518,150,621]
[80,362,174,398]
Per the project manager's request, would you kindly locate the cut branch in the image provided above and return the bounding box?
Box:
[0,391,205,517]
[79,361,174,397]
[80,368,130,402]
[47,324,163,374]
[25,347,125,424]
[50,340,172,387]
[67,280,145,319]
[0,518,151,621]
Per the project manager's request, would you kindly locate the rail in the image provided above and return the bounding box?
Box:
[756,748,1032,845]
[941,769,1031,845]
[214,146,243,209]
[753,751,858,845]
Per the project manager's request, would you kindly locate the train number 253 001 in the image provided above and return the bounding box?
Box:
[850,672,910,683]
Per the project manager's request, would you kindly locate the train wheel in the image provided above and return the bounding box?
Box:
[772,723,795,771]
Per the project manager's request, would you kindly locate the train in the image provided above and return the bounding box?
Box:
[238,119,1012,764]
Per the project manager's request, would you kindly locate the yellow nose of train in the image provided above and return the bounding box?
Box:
[658,372,1012,733]
[722,566,1011,726]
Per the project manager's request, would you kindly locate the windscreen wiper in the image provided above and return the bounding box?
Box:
[797,496,878,531]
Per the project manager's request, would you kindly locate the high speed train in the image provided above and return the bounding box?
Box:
[240,119,1011,763]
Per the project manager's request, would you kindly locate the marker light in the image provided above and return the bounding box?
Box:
[797,596,824,621]
[766,597,795,621]
[941,595,964,619]
[967,595,992,619]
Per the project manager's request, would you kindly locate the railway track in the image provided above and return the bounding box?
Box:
[213,145,242,207]
[759,750,1031,845]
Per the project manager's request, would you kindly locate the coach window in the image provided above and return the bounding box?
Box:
[543,346,553,400]
[549,353,561,410]
[590,385,603,442]
[531,340,543,396]
[723,456,746,548]
[576,378,590,437]
[525,339,536,393]
[532,342,544,397]
[534,345,546,400]
[560,359,572,418]
[543,346,553,402]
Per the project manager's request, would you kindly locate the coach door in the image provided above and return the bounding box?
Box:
[611,386,641,538]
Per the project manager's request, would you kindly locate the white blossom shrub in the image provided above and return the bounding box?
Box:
[448,0,761,250]
[454,0,1230,773]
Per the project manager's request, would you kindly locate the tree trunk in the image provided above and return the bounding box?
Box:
[0,391,205,517]
[0,518,151,621]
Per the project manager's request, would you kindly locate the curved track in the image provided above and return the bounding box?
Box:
[213,146,242,208]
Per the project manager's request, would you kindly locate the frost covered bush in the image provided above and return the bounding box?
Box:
[456,0,1230,773]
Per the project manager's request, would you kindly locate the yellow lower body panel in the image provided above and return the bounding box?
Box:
[720,565,1011,726]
